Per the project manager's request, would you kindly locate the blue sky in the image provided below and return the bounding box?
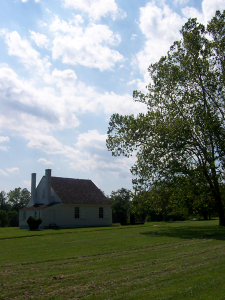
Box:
[0,0,224,196]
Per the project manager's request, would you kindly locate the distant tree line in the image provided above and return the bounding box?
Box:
[0,188,30,227]
[109,177,225,224]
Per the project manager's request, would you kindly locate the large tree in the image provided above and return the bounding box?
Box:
[107,11,225,226]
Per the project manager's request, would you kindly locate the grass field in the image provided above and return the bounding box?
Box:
[0,220,225,300]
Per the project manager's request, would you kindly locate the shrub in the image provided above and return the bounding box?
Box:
[8,211,19,227]
[0,210,8,227]
[27,216,42,230]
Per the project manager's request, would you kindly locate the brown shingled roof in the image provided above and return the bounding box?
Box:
[50,177,111,205]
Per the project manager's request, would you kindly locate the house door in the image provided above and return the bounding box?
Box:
[49,210,55,224]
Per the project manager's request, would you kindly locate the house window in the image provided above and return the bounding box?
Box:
[34,211,37,218]
[23,211,26,220]
[75,207,79,218]
[99,207,103,218]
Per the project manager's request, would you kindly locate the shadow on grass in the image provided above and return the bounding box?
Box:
[140,224,225,241]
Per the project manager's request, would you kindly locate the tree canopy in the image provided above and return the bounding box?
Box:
[107,11,225,226]
[7,188,30,212]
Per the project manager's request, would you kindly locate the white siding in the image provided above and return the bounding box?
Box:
[40,204,111,228]
[20,203,112,229]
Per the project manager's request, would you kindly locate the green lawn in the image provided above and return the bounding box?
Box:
[0,220,225,299]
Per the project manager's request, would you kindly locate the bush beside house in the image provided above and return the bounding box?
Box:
[27,216,42,230]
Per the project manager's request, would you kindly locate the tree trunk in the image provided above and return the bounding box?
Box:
[204,167,225,226]
[213,179,225,226]
[216,197,225,226]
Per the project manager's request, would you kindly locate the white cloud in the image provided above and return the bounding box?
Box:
[0,63,145,144]
[135,2,185,87]
[25,130,133,179]
[0,145,9,151]
[138,2,185,61]
[181,6,203,23]
[23,180,31,188]
[131,34,137,40]
[62,0,126,20]
[3,31,51,74]
[182,0,225,24]
[75,129,107,152]
[0,135,10,151]
[0,169,9,177]
[29,31,50,48]
[0,136,9,143]
[202,0,225,20]
[6,167,19,174]
[51,17,124,71]
[38,158,54,165]
[127,79,137,85]
[21,0,40,2]
[50,15,84,32]
[0,65,80,134]
[51,69,77,87]
[70,130,134,177]
[26,133,65,154]
[98,92,147,115]
[174,0,190,5]
[135,0,225,96]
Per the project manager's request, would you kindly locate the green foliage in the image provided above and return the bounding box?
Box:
[0,188,30,227]
[179,173,216,220]
[0,210,19,227]
[107,10,225,226]
[0,191,10,212]
[7,188,30,212]
[132,179,189,222]
[7,211,19,227]
[109,188,131,224]
[0,210,8,227]
[27,216,42,230]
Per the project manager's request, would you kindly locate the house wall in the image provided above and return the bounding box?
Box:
[20,204,112,229]
[41,203,63,228]
[42,204,112,228]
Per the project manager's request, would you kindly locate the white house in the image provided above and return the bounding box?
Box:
[19,169,112,229]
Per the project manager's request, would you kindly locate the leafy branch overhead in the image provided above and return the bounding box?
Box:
[107,10,225,226]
